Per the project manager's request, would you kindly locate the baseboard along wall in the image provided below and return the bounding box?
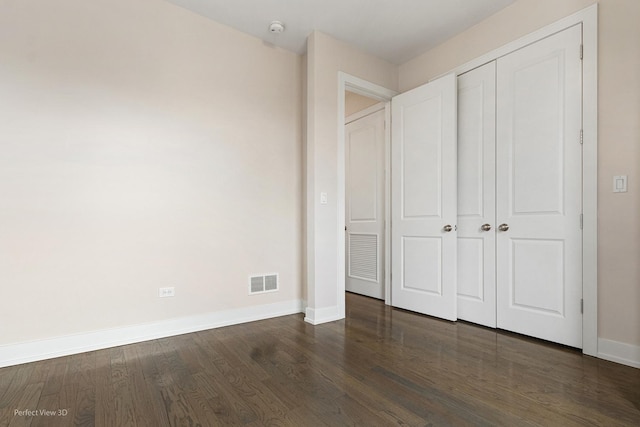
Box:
[0,299,303,368]
[598,338,640,369]
[2,302,638,370]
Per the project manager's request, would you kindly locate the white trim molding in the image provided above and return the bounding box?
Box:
[304,305,342,325]
[0,299,303,368]
[598,338,640,369]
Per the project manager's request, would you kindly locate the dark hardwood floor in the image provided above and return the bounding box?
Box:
[1,292,639,426]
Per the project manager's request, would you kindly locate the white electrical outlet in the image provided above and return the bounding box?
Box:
[158,287,175,298]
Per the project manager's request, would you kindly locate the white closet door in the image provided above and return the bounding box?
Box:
[496,25,583,348]
[346,109,385,300]
[391,73,457,321]
[457,62,497,328]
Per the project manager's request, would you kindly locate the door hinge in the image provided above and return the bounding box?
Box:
[581,299,584,314]
[580,129,583,144]
[580,214,583,229]
[580,44,583,60]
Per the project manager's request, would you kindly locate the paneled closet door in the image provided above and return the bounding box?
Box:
[457,62,497,328]
[391,73,458,321]
[496,24,583,348]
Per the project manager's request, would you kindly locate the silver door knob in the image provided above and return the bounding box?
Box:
[498,223,509,232]
[443,224,453,232]
[480,223,492,231]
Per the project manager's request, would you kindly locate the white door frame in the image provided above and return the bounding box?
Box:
[439,5,598,356]
[338,73,397,310]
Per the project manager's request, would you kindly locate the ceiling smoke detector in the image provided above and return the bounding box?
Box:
[269,21,285,34]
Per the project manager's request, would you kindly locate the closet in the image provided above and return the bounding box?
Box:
[457,24,583,348]
[392,24,584,348]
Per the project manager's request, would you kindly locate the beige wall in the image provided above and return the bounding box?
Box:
[2,0,636,354]
[597,0,640,346]
[306,31,397,313]
[0,0,303,345]
[399,0,596,91]
[399,0,640,347]
[345,91,380,117]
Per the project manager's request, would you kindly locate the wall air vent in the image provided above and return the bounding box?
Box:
[349,233,378,281]
[249,273,279,295]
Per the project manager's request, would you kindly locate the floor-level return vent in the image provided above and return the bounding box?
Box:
[249,273,279,294]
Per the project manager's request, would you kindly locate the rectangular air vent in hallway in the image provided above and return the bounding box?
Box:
[249,273,279,294]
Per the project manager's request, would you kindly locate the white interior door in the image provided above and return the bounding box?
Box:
[496,25,583,348]
[457,62,497,328]
[346,108,385,300]
[391,73,457,321]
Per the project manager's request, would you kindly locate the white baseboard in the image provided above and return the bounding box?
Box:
[0,299,303,368]
[7,302,636,371]
[304,305,343,325]
[598,338,640,369]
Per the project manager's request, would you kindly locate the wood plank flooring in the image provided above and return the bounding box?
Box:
[1,292,639,426]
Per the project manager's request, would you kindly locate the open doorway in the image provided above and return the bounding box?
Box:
[344,91,386,300]
[337,73,396,309]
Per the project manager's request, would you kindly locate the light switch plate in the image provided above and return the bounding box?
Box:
[320,192,328,204]
[613,175,627,193]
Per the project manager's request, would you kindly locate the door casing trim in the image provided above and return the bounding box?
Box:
[338,75,396,312]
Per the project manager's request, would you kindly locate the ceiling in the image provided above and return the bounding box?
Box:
[164,0,517,64]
